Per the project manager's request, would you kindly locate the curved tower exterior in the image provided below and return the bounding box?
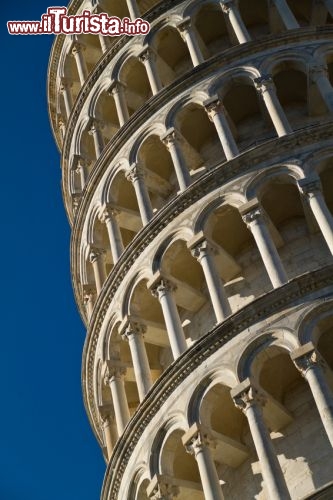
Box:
[48,1,333,498]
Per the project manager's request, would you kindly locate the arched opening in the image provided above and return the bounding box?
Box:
[159,429,203,498]
[197,382,250,499]
[259,177,331,278]
[128,278,168,373]
[286,0,313,26]
[273,64,309,129]
[153,26,192,85]
[175,103,223,173]
[315,315,333,371]
[252,344,333,496]
[203,203,268,312]
[79,33,103,70]
[119,56,151,115]
[317,157,333,215]
[160,239,209,342]
[238,0,270,39]
[223,81,275,150]
[137,134,176,210]
[94,89,120,145]
[193,3,231,58]
[109,170,143,248]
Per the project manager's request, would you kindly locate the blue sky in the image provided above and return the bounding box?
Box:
[1,3,105,499]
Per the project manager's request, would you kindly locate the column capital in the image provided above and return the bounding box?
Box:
[88,118,104,134]
[99,403,114,421]
[309,63,329,83]
[82,284,96,300]
[138,45,156,63]
[126,163,145,183]
[72,154,91,172]
[147,272,177,298]
[99,204,120,223]
[291,342,323,377]
[182,423,215,456]
[60,77,73,91]
[297,176,322,196]
[253,75,275,95]
[239,199,264,227]
[119,315,147,340]
[147,475,180,500]
[71,40,85,56]
[188,235,217,261]
[108,79,126,96]
[176,16,192,34]
[161,127,179,148]
[72,192,82,213]
[231,378,266,412]
[220,0,236,14]
[103,361,127,385]
[89,246,106,263]
[203,94,225,120]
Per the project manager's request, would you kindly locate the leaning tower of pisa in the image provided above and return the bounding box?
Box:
[48,0,333,498]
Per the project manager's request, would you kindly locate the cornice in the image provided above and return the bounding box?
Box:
[99,265,333,499]
[72,122,333,327]
[47,0,184,152]
[60,26,333,220]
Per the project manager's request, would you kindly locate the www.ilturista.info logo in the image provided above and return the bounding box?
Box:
[7,6,151,35]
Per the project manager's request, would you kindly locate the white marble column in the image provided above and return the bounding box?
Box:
[183,424,224,500]
[189,237,231,323]
[254,76,292,136]
[240,200,288,288]
[109,80,129,126]
[298,176,333,256]
[89,247,107,293]
[149,275,187,359]
[88,120,104,159]
[161,128,191,191]
[82,285,95,320]
[220,0,251,43]
[57,116,66,140]
[271,0,299,29]
[71,41,88,86]
[75,157,89,190]
[310,64,333,114]
[104,364,130,435]
[231,380,291,500]
[99,205,124,263]
[72,192,82,216]
[99,408,114,459]
[204,95,239,160]
[292,342,333,447]
[120,318,153,401]
[60,78,73,119]
[126,0,140,20]
[99,34,110,54]
[126,163,153,225]
[177,17,204,67]
[139,47,162,95]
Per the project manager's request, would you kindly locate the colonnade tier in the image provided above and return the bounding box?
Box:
[73,126,333,325]
[57,29,333,222]
[48,0,333,151]
[96,273,333,500]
